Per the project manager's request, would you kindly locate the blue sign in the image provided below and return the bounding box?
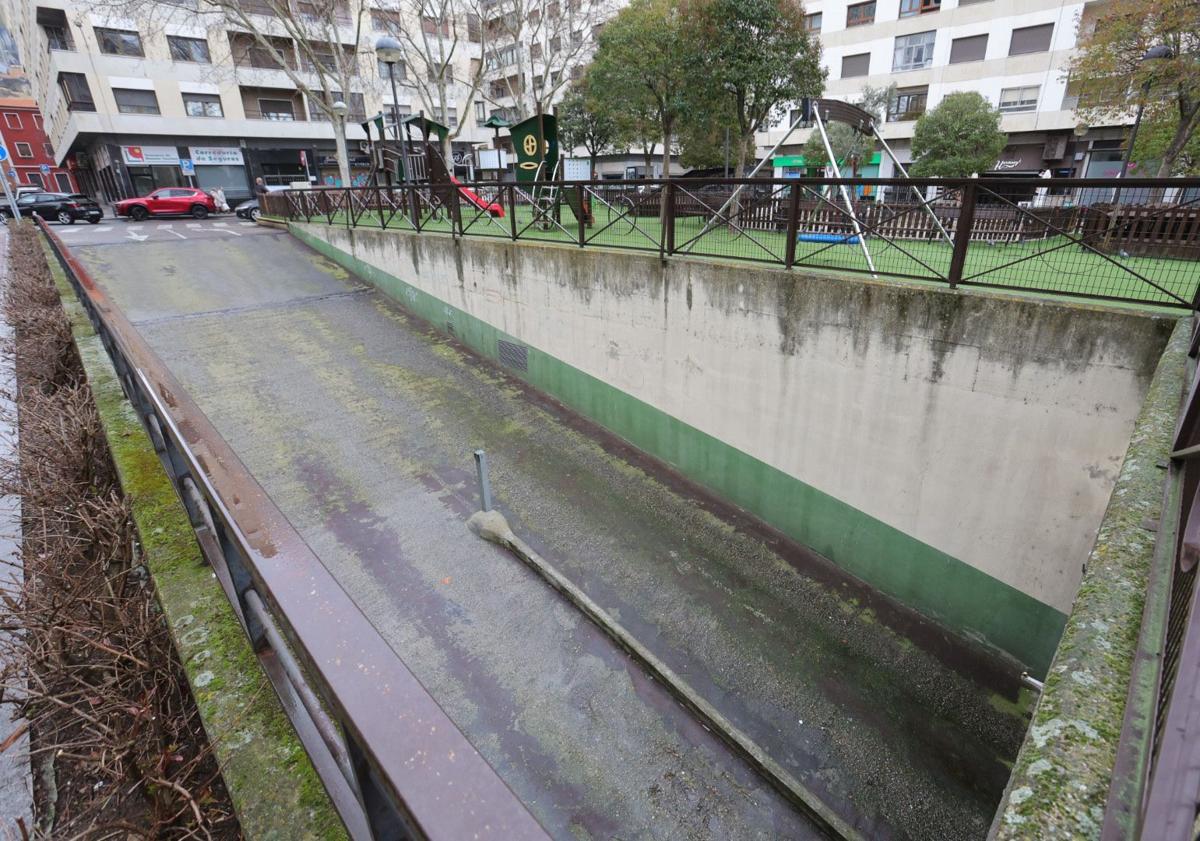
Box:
[39,163,50,174]
[6,170,14,180]
[179,158,195,176]
[0,146,8,162]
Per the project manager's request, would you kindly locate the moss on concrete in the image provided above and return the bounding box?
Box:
[39,239,347,841]
[990,317,1190,839]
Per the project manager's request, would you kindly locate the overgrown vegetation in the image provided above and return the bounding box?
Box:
[0,222,239,840]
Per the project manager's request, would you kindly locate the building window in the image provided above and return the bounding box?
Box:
[371,9,400,31]
[846,1,875,26]
[58,73,95,112]
[43,24,73,51]
[803,12,821,32]
[841,52,871,78]
[184,93,224,117]
[44,143,54,157]
[1008,23,1053,56]
[307,92,365,122]
[443,107,457,128]
[94,27,144,57]
[168,36,211,63]
[113,88,160,115]
[475,100,486,123]
[887,86,928,121]
[33,115,42,130]
[487,44,519,70]
[14,142,32,158]
[55,173,72,192]
[949,34,987,63]
[26,173,43,188]
[998,85,1039,113]
[378,59,407,80]
[259,98,296,121]
[899,0,940,17]
[467,14,481,42]
[893,31,935,71]
[3,113,20,129]
[421,15,451,37]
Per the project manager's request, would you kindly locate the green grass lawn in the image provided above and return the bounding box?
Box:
[305,201,1199,309]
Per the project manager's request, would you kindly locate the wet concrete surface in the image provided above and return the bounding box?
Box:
[74,229,1028,840]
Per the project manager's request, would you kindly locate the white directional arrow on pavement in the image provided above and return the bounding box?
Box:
[126,229,148,242]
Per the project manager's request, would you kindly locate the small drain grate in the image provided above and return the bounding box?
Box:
[498,339,528,372]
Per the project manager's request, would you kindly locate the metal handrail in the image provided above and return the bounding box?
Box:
[34,216,551,841]
[262,175,1200,310]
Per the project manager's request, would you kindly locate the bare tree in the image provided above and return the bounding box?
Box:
[93,0,370,184]
[372,0,490,161]
[479,0,614,121]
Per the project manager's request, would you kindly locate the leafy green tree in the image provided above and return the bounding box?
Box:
[1131,113,1200,175]
[801,84,894,172]
[587,0,691,180]
[683,0,824,177]
[910,92,1006,177]
[1066,0,1199,176]
[558,81,619,175]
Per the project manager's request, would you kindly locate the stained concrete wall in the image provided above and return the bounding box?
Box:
[292,223,1176,674]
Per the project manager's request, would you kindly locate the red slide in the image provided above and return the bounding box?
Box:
[450,175,505,218]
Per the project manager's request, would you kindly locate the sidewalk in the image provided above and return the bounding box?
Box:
[0,226,32,839]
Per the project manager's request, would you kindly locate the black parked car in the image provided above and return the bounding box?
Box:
[234,199,261,222]
[2,192,103,225]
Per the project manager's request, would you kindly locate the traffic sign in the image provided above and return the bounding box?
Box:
[0,146,8,162]
[39,163,50,174]
[180,158,195,176]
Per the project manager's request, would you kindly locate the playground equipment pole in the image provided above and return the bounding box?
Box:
[375,36,408,184]
[813,107,876,276]
[871,128,953,247]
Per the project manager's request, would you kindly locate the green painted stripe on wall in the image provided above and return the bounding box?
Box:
[292,224,1068,676]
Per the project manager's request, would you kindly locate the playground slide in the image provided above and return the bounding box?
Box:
[450,176,505,218]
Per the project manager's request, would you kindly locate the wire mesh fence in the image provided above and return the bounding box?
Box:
[262,176,1200,309]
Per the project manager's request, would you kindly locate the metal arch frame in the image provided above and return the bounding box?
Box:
[35,216,552,841]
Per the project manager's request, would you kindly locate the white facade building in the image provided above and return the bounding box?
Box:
[759,0,1129,180]
[3,1,497,201]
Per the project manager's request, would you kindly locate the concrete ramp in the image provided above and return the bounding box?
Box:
[74,229,1052,840]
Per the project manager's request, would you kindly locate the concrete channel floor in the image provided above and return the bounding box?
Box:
[74,226,1027,840]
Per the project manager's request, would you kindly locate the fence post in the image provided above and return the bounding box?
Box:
[452,186,464,238]
[410,185,422,232]
[576,184,586,247]
[508,184,518,241]
[664,182,675,257]
[784,185,800,269]
[947,180,976,288]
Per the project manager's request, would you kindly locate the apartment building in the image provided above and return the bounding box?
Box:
[763,0,1128,180]
[2,1,496,202]
[0,97,77,193]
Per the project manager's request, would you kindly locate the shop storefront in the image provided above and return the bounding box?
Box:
[189,146,251,202]
[245,146,320,188]
[772,151,882,195]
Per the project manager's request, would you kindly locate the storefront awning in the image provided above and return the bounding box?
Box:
[773,151,881,168]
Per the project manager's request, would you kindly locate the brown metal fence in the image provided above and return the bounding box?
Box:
[261,176,1200,309]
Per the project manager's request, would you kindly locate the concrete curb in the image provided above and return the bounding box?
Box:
[37,233,348,841]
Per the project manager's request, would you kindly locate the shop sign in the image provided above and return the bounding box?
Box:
[992,145,1044,172]
[189,146,245,166]
[121,145,180,166]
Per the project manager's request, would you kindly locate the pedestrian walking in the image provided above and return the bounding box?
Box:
[211,186,230,214]
[254,177,268,197]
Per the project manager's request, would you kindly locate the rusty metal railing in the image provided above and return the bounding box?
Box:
[262,176,1200,310]
[35,216,551,841]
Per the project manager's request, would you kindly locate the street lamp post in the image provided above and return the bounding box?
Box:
[1114,44,1174,203]
[375,36,407,184]
[331,99,350,187]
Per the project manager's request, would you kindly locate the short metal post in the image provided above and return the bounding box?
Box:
[947,179,977,288]
[474,450,492,512]
[410,185,422,231]
[784,185,800,269]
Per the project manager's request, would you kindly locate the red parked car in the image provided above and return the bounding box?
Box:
[114,187,216,221]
